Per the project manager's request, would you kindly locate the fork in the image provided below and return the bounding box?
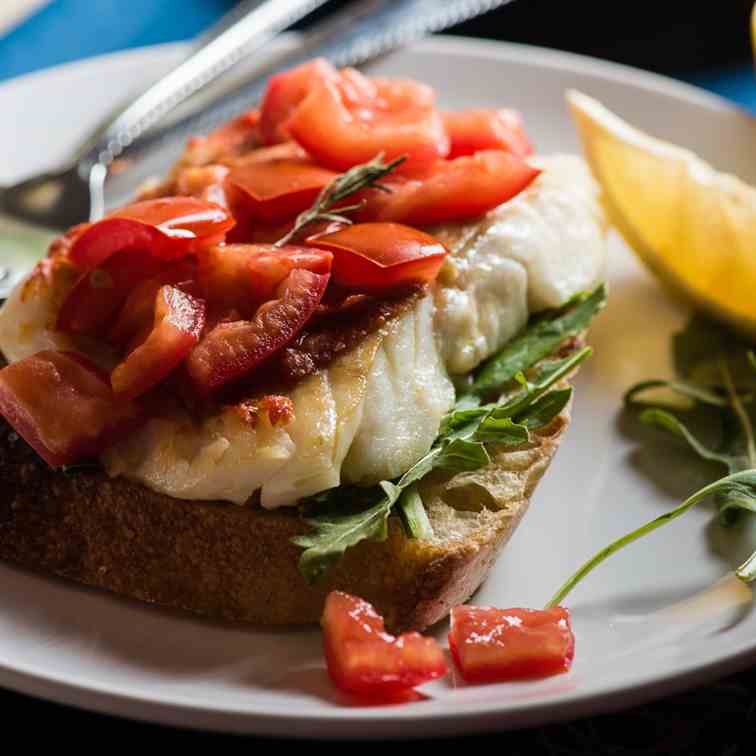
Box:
[0,0,332,296]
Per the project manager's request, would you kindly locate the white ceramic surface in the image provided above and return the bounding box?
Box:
[1,38,756,738]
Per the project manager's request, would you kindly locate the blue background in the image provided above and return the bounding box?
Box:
[0,0,754,110]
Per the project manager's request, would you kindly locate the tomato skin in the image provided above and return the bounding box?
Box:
[287,77,449,173]
[111,285,206,401]
[57,248,169,336]
[0,350,143,466]
[443,109,534,159]
[197,244,332,317]
[108,258,197,345]
[186,109,260,163]
[448,606,575,683]
[260,58,340,145]
[322,591,447,698]
[186,268,329,394]
[226,153,337,225]
[361,151,541,226]
[68,197,235,269]
[307,223,446,294]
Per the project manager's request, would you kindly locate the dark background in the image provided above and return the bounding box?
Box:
[2,0,756,752]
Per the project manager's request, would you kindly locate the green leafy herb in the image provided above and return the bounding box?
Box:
[274,153,406,247]
[546,470,756,608]
[397,486,434,540]
[293,288,604,582]
[547,313,756,608]
[624,379,729,409]
[469,284,606,400]
[292,481,401,583]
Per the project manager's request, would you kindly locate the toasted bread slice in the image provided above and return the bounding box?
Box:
[0,393,568,633]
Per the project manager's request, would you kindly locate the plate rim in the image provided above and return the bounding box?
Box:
[1,34,755,737]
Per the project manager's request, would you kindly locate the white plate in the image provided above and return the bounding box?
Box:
[2,37,756,738]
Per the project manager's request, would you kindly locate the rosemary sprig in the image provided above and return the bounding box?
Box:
[274,153,406,247]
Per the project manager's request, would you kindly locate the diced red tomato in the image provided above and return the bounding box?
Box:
[360,150,541,225]
[307,223,446,294]
[111,285,206,400]
[57,248,169,335]
[197,244,332,317]
[0,350,143,466]
[175,164,230,207]
[183,109,260,165]
[108,258,197,345]
[287,76,449,173]
[371,76,437,111]
[448,606,575,683]
[260,58,341,145]
[322,591,447,698]
[443,109,534,159]
[226,151,337,225]
[68,197,235,269]
[47,222,91,259]
[179,110,261,167]
[186,268,329,394]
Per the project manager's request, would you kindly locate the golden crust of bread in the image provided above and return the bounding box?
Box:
[0,399,568,633]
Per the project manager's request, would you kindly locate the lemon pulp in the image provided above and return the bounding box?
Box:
[568,90,756,339]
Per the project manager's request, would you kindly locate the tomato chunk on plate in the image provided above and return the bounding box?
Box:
[322,591,447,698]
[186,268,329,394]
[68,197,235,269]
[307,223,446,294]
[449,606,575,683]
[443,109,534,159]
[111,285,206,401]
[360,150,541,226]
[0,350,143,467]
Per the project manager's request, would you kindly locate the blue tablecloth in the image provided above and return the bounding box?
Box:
[1,0,755,110]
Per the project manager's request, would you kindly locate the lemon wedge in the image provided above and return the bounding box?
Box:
[567,90,756,339]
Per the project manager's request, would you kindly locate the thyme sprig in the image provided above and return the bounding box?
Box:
[274,153,406,247]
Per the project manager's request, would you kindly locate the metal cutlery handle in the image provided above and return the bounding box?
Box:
[124,0,515,165]
[75,0,331,167]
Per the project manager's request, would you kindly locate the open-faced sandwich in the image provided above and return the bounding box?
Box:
[0,60,607,632]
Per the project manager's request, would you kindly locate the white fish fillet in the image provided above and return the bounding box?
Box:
[0,153,606,507]
[431,154,606,373]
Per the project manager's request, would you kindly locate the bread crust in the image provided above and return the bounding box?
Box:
[0,402,568,633]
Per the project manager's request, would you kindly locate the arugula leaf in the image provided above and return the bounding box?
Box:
[441,348,590,436]
[638,408,737,468]
[397,485,434,540]
[516,388,573,430]
[673,313,734,378]
[497,348,591,419]
[474,416,530,445]
[625,379,728,409]
[434,437,491,471]
[293,481,401,583]
[546,470,756,608]
[470,285,606,399]
[549,312,756,606]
